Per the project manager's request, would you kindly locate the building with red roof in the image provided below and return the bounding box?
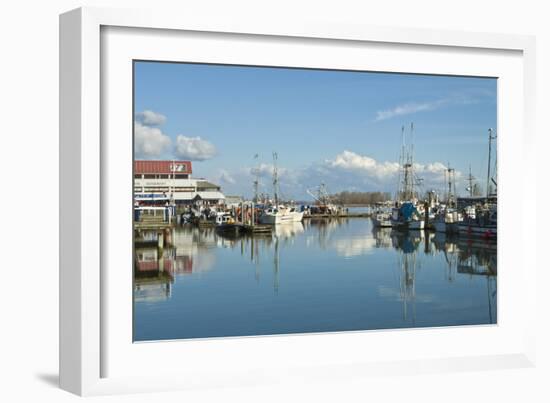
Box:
[134,160,225,206]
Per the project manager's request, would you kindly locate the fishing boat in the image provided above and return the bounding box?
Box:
[431,164,460,233]
[215,213,241,235]
[305,183,343,216]
[259,205,304,224]
[457,205,497,239]
[258,152,304,225]
[433,209,461,234]
[390,123,425,231]
[391,202,425,230]
[458,129,498,239]
[372,211,392,228]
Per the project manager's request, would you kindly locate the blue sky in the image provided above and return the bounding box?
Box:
[134,61,497,199]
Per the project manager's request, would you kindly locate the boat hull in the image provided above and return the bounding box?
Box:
[458,223,497,239]
[372,216,392,228]
[259,211,304,225]
[433,221,446,233]
[391,219,425,231]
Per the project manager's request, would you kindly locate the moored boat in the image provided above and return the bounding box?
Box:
[215,213,241,235]
[259,205,304,224]
[258,151,304,225]
[433,209,462,234]
[390,202,425,231]
[457,205,497,239]
[372,211,392,228]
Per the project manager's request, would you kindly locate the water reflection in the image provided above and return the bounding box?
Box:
[134,219,497,340]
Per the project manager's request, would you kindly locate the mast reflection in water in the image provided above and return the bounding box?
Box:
[134,219,496,341]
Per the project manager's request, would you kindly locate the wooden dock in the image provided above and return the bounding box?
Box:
[134,222,173,230]
[134,214,174,230]
[242,224,272,233]
[215,222,273,236]
[134,206,175,230]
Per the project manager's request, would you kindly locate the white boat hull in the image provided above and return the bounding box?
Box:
[372,215,392,228]
[259,211,304,224]
[391,219,424,230]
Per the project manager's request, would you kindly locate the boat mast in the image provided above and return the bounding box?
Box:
[403,123,415,201]
[253,154,260,203]
[397,125,405,201]
[467,164,475,197]
[272,152,279,207]
[446,163,456,206]
[486,128,496,199]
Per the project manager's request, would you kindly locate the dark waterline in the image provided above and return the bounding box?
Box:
[133,218,497,342]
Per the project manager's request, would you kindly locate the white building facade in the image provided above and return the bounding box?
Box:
[134,160,225,206]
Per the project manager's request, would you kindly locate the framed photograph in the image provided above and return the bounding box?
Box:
[60,7,537,396]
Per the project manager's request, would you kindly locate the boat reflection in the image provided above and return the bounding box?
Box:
[134,246,174,303]
[380,229,496,323]
[134,222,497,318]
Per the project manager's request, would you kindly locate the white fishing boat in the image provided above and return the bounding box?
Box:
[259,205,304,224]
[259,151,304,225]
[372,212,392,228]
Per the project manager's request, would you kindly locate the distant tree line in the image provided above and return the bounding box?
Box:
[331,191,392,205]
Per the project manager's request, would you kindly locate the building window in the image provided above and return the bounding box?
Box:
[144,187,169,192]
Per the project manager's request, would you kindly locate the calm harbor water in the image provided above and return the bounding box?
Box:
[134,217,497,342]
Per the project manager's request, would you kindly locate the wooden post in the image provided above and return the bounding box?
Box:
[158,231,164,249]
[424,200,429,230]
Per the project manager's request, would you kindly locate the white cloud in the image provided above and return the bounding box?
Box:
[250,163,290,179]
[374,88,494,122]
[327,150,400,179]
[135,110,167,126]
[217,169,236,184]
[413,162,463,186]
[174,135,217,161]
[204,151,461,200]
[375,99,446,121]
[134,122,172,158]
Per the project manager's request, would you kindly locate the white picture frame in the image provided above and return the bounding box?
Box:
[59,6,537,396]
